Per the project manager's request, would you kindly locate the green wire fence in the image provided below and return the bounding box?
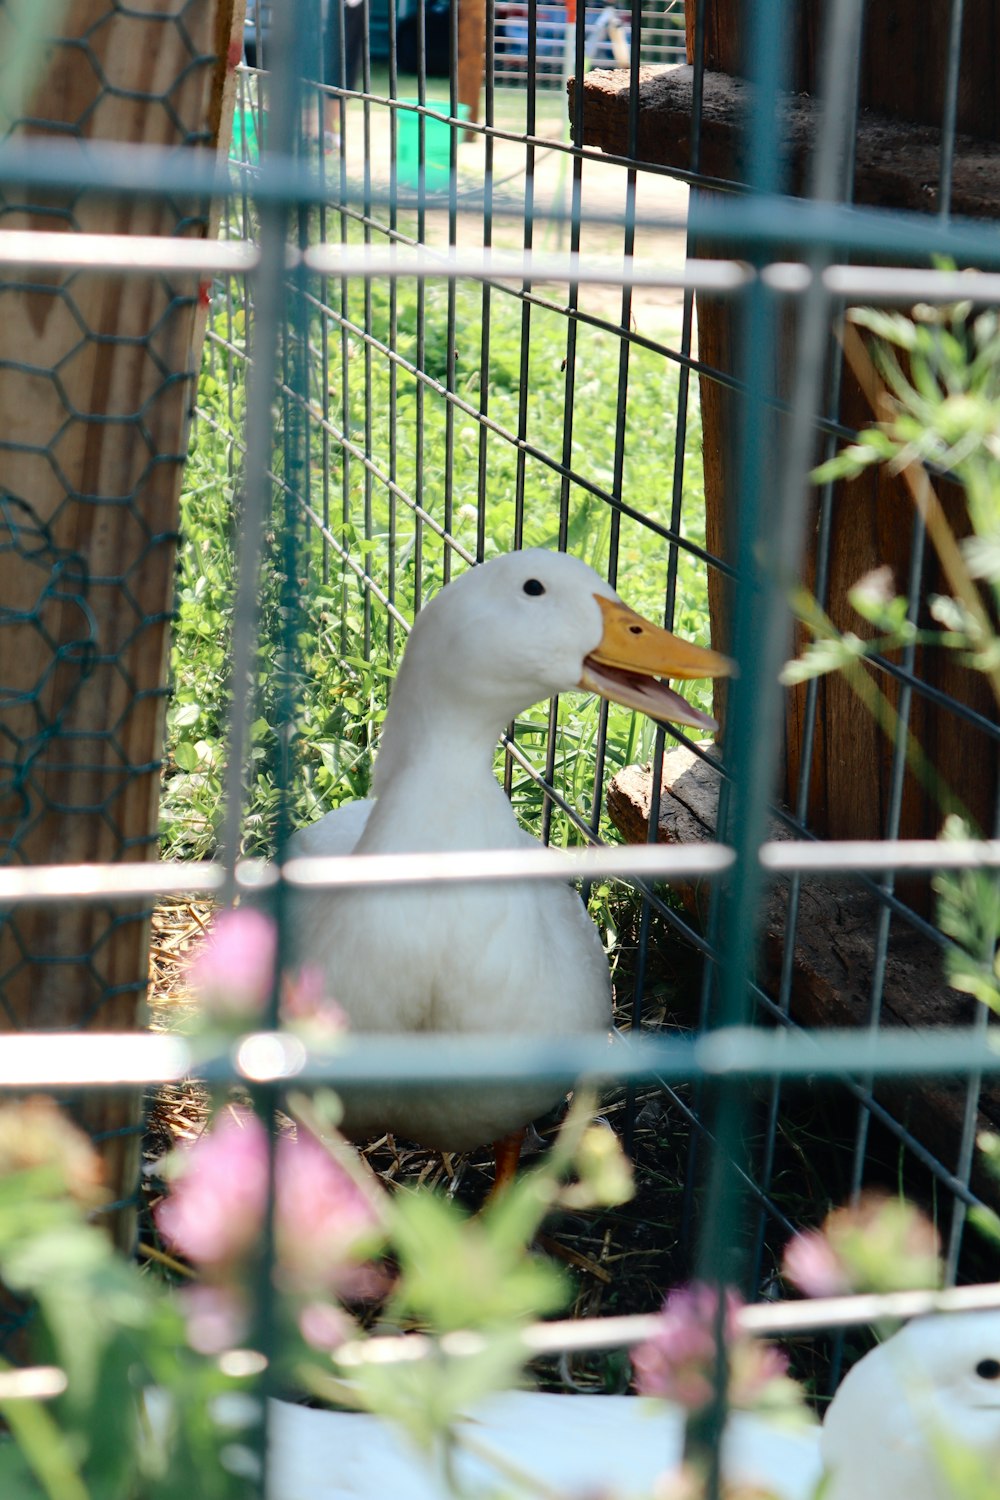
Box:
[1,0,999,1492]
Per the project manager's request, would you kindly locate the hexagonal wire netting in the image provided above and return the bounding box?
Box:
[2,0,1000,1489]
[0,0,222,1265]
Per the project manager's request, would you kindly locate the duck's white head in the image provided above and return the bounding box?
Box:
[822,1310,1000,1488]
[376,549,732,785]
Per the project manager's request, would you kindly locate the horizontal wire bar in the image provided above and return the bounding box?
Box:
[690,193,1000,270]
[334,1282,1000,1369]
[2,130,999,275]
[303,244,748,289]
[761,838,1000,874]
[1,838,997,903]
[0,228,257,274]
[2,1025,999,1091]
[5,224,1000,304]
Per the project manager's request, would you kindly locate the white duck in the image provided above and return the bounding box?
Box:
[253,1309,1000,1499]
[820,1308,1000,1500]
[286,549,730,1173]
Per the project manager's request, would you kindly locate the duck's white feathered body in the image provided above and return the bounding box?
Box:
[266,1389,821,1500]
[289,789,610,1149]
[245,1311,1000,1500]
[286,550,730,1152]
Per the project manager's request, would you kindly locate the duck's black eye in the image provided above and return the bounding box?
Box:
[523,578,546,596]
[976,1358,1000,1380]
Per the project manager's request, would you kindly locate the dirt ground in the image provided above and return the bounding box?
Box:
[333,85,692,345]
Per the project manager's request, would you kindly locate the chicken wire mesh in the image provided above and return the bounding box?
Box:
[0,0,230,1283]
[0,0,999,1486]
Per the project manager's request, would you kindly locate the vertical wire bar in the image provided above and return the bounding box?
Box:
[443,0,461,584]
[318,134,332,588]
[221,0,306,896]
[691,0,868,1268]
[218,1,308,1489]
[475,0,496,567]
[581,0,642,867]
[685,0,862,1485]
[413,0,428,617]
[503,0,539,798]
[301,108,314,573]
[362,0,374,660]
[938,0,965,218]
[539,0,589,851]
[678,0,716,1248]
[387,0,399,656]
[625,0,706,1157]
[692,0,866,1261]
[601,0,652,1149]
[512,0,537,555]
[337,0,352,655]
[944,780,1000,1280]
[746,0,865,1292]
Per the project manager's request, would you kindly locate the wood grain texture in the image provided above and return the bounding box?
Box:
[569,66,1000,216]
[568,4,1000,870]
[687,0,1000,141]
[457,0,487,129]
[608,749,1000,1204]
[0,0,243,1232]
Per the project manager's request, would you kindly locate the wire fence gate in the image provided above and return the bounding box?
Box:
[1,0,1000,1492]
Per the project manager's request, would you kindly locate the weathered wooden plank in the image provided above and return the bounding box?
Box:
[0,0,243,1235]
[569,64,1000,218]
[608,748,1000,1204]
[457,0,487,131]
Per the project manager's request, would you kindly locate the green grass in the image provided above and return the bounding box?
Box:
[161,272,710,859]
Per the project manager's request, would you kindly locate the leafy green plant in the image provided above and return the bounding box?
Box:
[782,299,1000,1018]
[784,303,1000,699]
[0,1099,247,1500]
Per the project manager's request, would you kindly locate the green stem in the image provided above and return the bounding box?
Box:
[0,1357,90,1500]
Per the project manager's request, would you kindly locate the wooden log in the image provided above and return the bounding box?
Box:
[457,0,486,134]
[568,65,1000,218]
[685,0,1000,143]
[0,0,243,1242]
[608,749,1000,1205]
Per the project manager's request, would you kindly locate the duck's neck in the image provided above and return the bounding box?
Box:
[362,661,519,853]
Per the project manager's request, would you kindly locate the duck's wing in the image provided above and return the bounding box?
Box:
[267,1398,443,1500]
[265,1392,821,1500]
[284,800,375,859]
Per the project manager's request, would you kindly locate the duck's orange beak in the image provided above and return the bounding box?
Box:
[579,595,733,732]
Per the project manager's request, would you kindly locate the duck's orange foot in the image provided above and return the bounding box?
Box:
[488,1127,525,1199]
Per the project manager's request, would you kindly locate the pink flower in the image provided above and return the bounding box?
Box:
[180,1284,249,1354]
[782,1193,942,1297]
[781,1228,852,1298]
[155,1111,269,1269]
[632,1285,742,1409]
[632,1284,795,1415]
[272,1128,382,1292]
[155,1111,384,1295]
[298,1300,352,1351]
[190,911,347,1033]
[190,909,277,1018]
[282,965,347,1037]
